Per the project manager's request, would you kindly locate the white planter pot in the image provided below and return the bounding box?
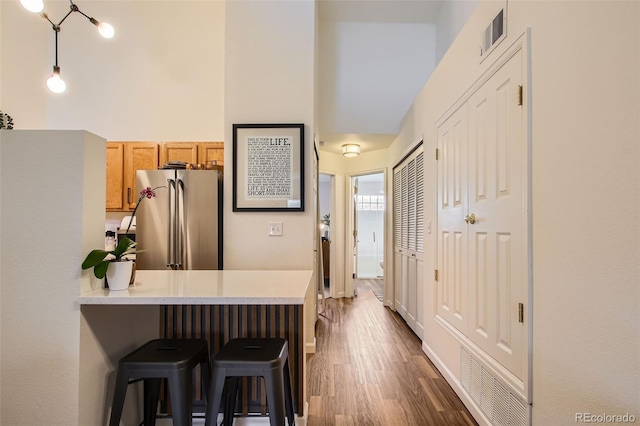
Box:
[106,261,133,291]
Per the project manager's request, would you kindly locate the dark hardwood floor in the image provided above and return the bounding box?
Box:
[307,287,477,426]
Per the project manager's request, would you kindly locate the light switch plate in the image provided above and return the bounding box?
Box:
[268,222,283,236]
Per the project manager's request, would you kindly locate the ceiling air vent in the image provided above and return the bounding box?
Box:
[480,8,506,60]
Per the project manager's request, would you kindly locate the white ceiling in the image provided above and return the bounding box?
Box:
[317,0,445,155]
[318,0,443,24]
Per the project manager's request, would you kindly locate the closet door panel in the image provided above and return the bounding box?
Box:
[393,146,425,339]
[436,106,468,334]
[468,50,525,379]
[407,255,417,327]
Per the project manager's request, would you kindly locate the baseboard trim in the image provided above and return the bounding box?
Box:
[306,337,316,354]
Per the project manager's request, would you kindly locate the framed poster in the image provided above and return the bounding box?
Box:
[233,123,305,212]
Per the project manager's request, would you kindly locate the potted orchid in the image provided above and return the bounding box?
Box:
[82,186,164,288]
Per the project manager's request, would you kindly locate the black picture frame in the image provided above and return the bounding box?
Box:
[233,123,305,212]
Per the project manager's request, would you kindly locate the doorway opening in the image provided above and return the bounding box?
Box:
[319,173,333,298]
[354,172,384,301]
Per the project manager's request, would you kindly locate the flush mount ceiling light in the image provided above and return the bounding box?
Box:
[342,144,360,158]
[20,0,115,93]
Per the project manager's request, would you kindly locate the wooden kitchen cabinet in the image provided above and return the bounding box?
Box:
[160,142,224,167]
[198,142,225,166]
[160,142,199,165]
[106,143,125,210]
[106,142,159,211]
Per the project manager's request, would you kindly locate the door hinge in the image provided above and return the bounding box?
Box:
[517,85,523,106]
[352,273,356,279]
[435,148,440,160]
[518,303,524,323]
[434,269,439,281]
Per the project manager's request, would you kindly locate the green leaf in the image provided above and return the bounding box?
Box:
[82,249,109,269]
[94,260,110,279]
[113,237,136,260]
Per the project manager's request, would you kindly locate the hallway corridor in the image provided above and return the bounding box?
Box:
[306,288,477,425]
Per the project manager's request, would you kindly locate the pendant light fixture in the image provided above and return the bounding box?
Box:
[342,144,361,158]
[20,0,115,93]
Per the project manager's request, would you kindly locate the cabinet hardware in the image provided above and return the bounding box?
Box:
[518,303,524,323]
[517,85,523,106]
[127,188,132,204]
[434,269,439,281]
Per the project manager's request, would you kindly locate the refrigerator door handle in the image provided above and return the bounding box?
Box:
[167,178,176,268]
[176,179,184,269]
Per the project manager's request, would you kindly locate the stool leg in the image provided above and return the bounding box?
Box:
[264,369,286,426]
[144,378,161,425]
[283,359,295,426]
[200,360,211,403]
[167,370,193,426]
[223,377,240,426]
[205,367,227,426]
[109,366,130,426]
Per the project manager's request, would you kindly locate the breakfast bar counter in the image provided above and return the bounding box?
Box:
[78,269,313,305]
[78,269,314,425]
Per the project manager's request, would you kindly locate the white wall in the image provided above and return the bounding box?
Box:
[0,0,225,140]
[513,1,639,422]
[223,0,316,270]
[434,0,479,64]
[0,130,105,424]
[390,0,639,423]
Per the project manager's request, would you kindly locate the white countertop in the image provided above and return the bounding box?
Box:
[78,269,313,305]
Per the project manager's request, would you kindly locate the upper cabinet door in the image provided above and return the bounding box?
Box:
[123,142,159,209]
[106,143,125,210]
[198,142,225,166]
[160,142,199,166]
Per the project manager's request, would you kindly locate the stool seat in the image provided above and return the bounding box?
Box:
[110,339,210,426]
[205,338,295,426]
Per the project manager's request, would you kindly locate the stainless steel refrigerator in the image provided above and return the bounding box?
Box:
[135,169,222,270]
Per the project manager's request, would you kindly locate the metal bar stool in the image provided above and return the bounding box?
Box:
[109,338,210,426]
[205,338,295,426]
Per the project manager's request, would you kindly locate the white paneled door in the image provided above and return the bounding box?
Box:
[437,48,527,381]
[467,50,525,379]
[437,105,469,335]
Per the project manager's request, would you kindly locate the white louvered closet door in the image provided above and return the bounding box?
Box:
[393,144,425,339]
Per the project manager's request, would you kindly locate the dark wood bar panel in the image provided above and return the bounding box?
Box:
[161,304,305,416]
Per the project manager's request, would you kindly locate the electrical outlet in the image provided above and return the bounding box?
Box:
[268,222,283,236]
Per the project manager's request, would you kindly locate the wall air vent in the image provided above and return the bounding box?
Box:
[480,8,506,61]
[460,346,530,425]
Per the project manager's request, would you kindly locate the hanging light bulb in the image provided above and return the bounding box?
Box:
[46,66,66,93]
[23,0,113,92]
[20,0,44,13]
[97,21,115,38]
[88,17,115,38]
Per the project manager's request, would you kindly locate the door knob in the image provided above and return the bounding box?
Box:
[464,213,476,224]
